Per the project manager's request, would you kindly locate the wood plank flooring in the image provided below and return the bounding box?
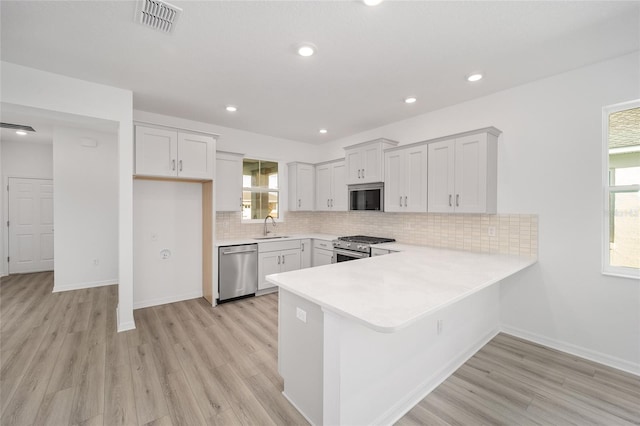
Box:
[1,272,639,425]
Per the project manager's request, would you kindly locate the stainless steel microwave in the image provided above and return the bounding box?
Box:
[348,183,384,211]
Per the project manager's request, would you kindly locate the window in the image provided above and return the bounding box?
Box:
[603,101,640,278]
[242,159,279,220]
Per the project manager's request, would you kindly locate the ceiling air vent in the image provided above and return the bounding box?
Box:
[0,122,36,132]
[137,0,182,33]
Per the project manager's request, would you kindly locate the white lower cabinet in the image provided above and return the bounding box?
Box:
[312,239,334,267]
[258,240,301,291]
[301,239,312,268]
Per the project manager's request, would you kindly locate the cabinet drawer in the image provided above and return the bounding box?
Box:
[259,239,301,253]
[313,239,333,250]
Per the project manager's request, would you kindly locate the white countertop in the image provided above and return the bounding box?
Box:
[267,245,536,333]
[215,233,338,247]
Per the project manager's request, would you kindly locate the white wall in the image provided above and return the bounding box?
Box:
[52,126,118,291]
[1,141,54,276]
[1,141,53,178]
[317,52,640,373]
[1,61,135,331]
[133,179,202,308]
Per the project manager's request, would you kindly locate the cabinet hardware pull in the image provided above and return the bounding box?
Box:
[327,199,330,207]
[357,169,361,179]
[298,199,301,208]
[404,196,408,207]
[282,255,285,264]
[331,198,334,207]
[172,159,176,171]
[399,196,402,207]
[362,168,365,178]
[302,243,304,252]
[278,255,281,265]
[179,160,183,172]
[449,194,452,207]
[456,194,459,207]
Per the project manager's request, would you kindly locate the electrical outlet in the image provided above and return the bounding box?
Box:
[160,249,171,260]
[488,226,496,237]
[296,307,307,323]
[437,319,443,335]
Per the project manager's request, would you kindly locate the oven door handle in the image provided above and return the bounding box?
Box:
[333,248,370,260]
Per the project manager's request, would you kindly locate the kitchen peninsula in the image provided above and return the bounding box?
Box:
[267,245,536,425]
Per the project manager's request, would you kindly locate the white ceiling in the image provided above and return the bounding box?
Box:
[1,1,638,145]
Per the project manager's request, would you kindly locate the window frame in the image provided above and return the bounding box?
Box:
[241,158,283,224]
[602,100,640,279]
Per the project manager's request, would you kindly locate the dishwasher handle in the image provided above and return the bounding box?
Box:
[221,247,258,255]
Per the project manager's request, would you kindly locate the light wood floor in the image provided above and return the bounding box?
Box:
[1,272,639,426]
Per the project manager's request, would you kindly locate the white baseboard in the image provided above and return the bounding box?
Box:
[53,278,118,292]
[116,306,136,332]
[501,325,640,377]
[282,391,316,426]
[133,291,203,309]
[376,327,501,426]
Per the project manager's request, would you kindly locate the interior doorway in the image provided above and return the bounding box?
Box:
[8,177,54,274]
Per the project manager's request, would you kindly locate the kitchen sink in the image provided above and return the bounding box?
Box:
[254,236,290,240]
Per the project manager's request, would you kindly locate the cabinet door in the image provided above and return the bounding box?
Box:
[177,132,215,179]
[405,145,428,212]
[313,248,333,267]
[280,249,301,273]
[300,239,312,269]
[361,144,381,183]
[216,153,243,212]
[384,151,404,212]
[345,149,362,184]
[297,164,315,211]
[454,134,488,213]
[427,139,455,213]
[316,164,332,211]
[135,126,177,177]
[258,251,281,291]
[331,161,347,211]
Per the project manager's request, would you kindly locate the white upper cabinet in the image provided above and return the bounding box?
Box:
[135,125,215,180]
[316,159,347,211]
[344,138,399,184]
[216,151,243,212]
[427,128,499,214]
[288,162,315,211]
[384,144,428,212]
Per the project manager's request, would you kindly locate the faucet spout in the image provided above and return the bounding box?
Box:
[263,215,276,236]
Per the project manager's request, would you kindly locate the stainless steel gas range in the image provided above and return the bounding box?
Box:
[331,235,396,263]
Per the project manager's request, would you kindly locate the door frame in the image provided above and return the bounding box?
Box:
[2,174,54,276]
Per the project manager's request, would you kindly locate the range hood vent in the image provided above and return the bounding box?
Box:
[0,122,36,132]
[137,0,182,33]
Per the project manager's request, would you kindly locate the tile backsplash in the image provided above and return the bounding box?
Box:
[216,211,538,257]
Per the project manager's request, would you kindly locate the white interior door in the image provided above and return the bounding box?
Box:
[8,178,54,274]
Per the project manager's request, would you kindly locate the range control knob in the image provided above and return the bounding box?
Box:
[346,243,351,248]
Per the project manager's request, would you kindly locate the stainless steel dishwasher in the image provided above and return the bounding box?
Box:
[218,244,258,303]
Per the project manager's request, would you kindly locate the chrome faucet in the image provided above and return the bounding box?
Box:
[264,215,276,236]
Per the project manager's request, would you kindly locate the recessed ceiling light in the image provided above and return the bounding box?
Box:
[226,105,238,112]
[297,44,316,57]
[467,73,483,82]
[319,129,328,134]
[15,130,27,136]
[404,97,417,104]
[363,0,383,6]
